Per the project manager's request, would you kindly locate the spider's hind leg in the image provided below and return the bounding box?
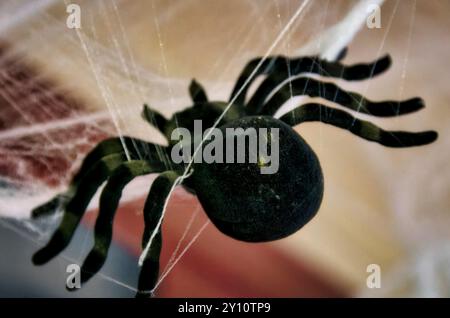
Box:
[32,139,168,265]
[78,160,166,285]
[32,153,128,265]
[280,103,438,147]
[32,136,160,218]
[32,137,131,218]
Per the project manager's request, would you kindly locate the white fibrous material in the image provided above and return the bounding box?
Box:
[2,0,447,297]
[366,129,450,297]
[0,0,376,293]
[0,0,370,220]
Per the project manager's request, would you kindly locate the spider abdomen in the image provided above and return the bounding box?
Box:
[190,116,324,242]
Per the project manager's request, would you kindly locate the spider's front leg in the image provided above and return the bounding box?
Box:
[260,76,424,117]
[246,55,392,114]
[279,103,438,147]
[230,52,390,111]
[229,47,349,105]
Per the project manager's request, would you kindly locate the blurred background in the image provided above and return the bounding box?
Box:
[0,0,449,297]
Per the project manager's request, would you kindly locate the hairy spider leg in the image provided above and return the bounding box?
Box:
[31,138,130,218]
[32,141,168,265]
[259,76,424,117]
[77,160,167,285]
[229,52,390,108]
[228,47,348,106]
[136,170,181,298]
[32,153,127,265]
[245,55,392,114]
[279,103,438,147]
[32,137,165,218]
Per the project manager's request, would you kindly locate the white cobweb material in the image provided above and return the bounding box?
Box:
[3,0,447,298]
[137,0,380,292]
[0,0,374,217]
[0,0,380,293]
[360,126,450,297]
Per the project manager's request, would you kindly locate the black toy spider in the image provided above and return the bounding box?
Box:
[32,50,437,297]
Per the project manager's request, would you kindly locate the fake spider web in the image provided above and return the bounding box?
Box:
[0,0,449,297]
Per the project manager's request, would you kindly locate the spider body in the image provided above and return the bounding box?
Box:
[155,104,323,242]
[32,52,437,297]
[189,116,323,242]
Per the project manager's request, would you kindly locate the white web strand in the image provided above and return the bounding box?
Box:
[397,0,416,102]
[161,204,201,276]
[139,0,314,288]
[138,169,193,266]
[182,0,313,180]
[139,0,389,291]
[67,0,132,162]
[0,111,110,141]
[1,1,426,296]
[296,0,386,60]
[0,0,58,34]
[0,218,139,293]
[151,220,210,294]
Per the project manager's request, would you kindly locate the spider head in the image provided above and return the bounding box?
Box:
[144,80,248,146]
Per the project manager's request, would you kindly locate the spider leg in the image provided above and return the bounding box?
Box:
[189,79,208,103]
[142,104,168,135]
[247,56,392,113]
[32,136,167,218]
[280,103,438,147]
[32,153,128,265]
[32,140,168,265]
[259,76,424,117]
[230,53,390,107]
[136,170,181,298]
[78,160,166,285]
